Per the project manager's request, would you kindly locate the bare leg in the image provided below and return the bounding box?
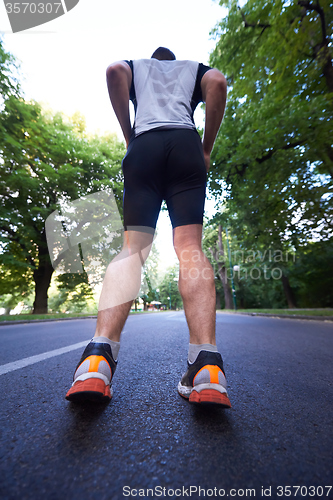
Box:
[65,229,154,403]
[94,230,153,342]
[173,224,216,345]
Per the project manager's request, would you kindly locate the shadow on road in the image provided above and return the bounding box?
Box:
[191,406,233,433]
[67,400,110,419]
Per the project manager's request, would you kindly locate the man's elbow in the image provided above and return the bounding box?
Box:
[106,63,123,82]
[106,62,131,87]
[210,71,227,96]
[217,73,227,94]
[202,69,227,101]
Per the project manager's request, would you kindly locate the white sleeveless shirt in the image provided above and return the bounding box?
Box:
[131,59,200,136]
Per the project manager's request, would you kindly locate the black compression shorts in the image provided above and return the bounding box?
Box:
[122,128,207,231]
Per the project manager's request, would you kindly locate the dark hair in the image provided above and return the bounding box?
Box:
[151,47,176,61]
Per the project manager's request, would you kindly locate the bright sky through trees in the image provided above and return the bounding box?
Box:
[0,0,225,269]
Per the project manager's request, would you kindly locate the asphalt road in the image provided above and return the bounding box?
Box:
[0,312,332,500]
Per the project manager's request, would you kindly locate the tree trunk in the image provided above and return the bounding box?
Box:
[237,281,245,309]
[32,232,54,314]
[209,225,234,310]
[216,290,221,309]
[217,263,234,310]
[281,274,297,309]
[323,52,333,93]
[32,262,54,314]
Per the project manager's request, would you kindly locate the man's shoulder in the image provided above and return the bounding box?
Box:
[132,58,199,66]
[133,59,201,78]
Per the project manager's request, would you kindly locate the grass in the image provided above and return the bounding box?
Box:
[218,308,333,317]
[0,309,167,322]
[0,312,97,322]
[1,308,333,322]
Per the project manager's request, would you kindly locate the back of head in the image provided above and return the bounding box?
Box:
[151,47,176,61]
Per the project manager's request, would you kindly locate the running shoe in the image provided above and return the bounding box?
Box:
[178,350,231,407]
[65,342,117,403]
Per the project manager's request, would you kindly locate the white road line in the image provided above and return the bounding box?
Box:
[0,340,89,376]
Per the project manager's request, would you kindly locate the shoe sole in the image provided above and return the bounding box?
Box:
[189,389,232,408]
[65,378,111,403]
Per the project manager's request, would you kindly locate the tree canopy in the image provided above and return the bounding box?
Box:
[206,0,333,307]
[0,36,20,103]
[0,93,126,313]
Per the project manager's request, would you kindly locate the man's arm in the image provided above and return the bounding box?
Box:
[201,69,227,171]
[106,61,132,147]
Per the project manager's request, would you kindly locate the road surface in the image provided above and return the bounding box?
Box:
[0,312,332,500]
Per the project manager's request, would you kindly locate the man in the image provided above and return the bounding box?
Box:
[65,47,231,407]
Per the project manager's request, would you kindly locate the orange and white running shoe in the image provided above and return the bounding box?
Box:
[178,351,231,408]
[66,342,117,403]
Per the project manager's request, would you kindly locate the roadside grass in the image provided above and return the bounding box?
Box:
[1,308,333,322]
[218,308,333,316]
[0,312,97,322]
[0,309,167,322]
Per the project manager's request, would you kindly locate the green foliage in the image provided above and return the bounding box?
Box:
[230,245,290,309]
[139,238,160,308]
[209,0,332,226]
[0,95,126,312]
[289,238,333,307]
[206,0,333,307]
[157,266,182,310]
[0,37,20,103]
[203,219,288,308]
[50,271,95,313]
[0,242,33,294]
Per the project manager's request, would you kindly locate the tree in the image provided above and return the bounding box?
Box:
[207,0,332,307]
[158,266,182,310]
[210,0,333,180]
[0,37,20,105]
[0,97,126,313]
[288,238,333,307]
[203,217,299,309]
[0,256,34,314]
[139,238,160,310]
[49,271,96,313]
[209,0,333,203]
[203,222,234,309]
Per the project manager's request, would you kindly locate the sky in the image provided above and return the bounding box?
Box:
[0,0,226,271]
